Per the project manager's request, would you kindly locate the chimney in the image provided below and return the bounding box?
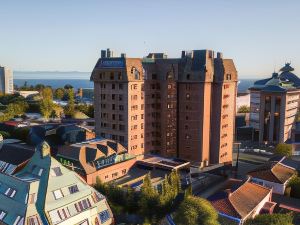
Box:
[181,51,186,58]
[101,50,106,58]
[217,52,223,59]
[121,53,126,58]
[107,48,111,58]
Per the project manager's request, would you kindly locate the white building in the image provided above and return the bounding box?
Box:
[0,66,14,94]
[248,161,296,195]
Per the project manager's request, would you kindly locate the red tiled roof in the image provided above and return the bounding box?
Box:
[248,162,296,184]
[210,181,271,219]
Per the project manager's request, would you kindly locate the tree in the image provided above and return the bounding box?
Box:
[35,84,45,91]
[64,84,73,90]
[275,143,292,157]
[76,104,94,118]
[288,176,300,198]
[40,87,54,119]
[244,213,293,225]
[238,105,250,113]
[173,196,220,225]
[139,174,160,221]
[54,88,65,100]
[6,101,28,117]
[64,89,75,117]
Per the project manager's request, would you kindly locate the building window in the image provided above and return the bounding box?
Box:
[68,185,79,194]
[0,210,6,221]
[119,84,123,89]
[186,74,190,80]
[27,215,40,225]
[99,210,110,223]
[118,72,122,80]
[51,167,63,176]
[53,189,64,200]
[112,84,115,89]
[110,72,114,80]
[112,94,115,100]
[5,187,16,198]
[14,216,24,225]
[112,172,118,178]
[186,94,190,100]
[152,74,157,79]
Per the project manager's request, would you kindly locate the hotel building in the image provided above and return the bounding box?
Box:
[249,63,300,144]
[91,49,238,166]
[0,66,13,94]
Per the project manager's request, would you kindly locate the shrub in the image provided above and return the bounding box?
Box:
[275,143,292,157]
[173,196,220,225]
[244,213,293,225]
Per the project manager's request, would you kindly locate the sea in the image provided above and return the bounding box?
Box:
[13,71,255,93]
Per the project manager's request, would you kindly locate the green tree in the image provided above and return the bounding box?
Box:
[238,105,250,113]
[275,143,292,157]
[64,89,75,117]
[76,104,94,118]
[64,84,73,90]
[40,87,54,119]
[6,101,28,117]
[35,84,45,91]
[288,176,300,198]
[54,88,65,100]
[139,174,160,221]
[173,196,220,225]
[244,213,293,225]
[0,131,11,139]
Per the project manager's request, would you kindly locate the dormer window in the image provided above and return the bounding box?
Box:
[0,210,6,221]
[68,185,79,194]
[51,167,63,177]
[5,187,16,198]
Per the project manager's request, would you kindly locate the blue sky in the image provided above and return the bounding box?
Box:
[0,0,300,78]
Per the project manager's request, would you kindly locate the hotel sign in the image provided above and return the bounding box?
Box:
[97,59,125,68]
[95,154,117,169]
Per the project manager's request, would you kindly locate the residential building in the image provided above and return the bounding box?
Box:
[0,141,113,225]
[248,160,296,194]
[56,138,136,184]
[91,49,238,166]
[249,63,300,144]
[0,66,13,94]
[209,180,275,225]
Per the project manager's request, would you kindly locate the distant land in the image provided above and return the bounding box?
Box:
[13,71,256,92]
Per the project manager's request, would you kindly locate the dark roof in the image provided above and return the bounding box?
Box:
[250,63,300,91]
[0,142,35,165]
[248,161,296,184]
[269,156,300,171]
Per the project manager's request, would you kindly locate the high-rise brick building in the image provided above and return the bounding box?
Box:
[91,49,238,166]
